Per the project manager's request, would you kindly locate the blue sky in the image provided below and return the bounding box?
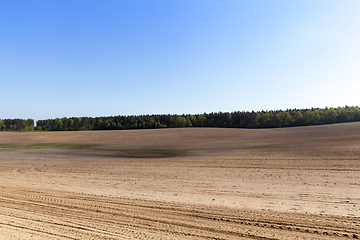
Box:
[1,0,360,120]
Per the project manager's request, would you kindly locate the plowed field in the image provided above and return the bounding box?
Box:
[0,125,359,239]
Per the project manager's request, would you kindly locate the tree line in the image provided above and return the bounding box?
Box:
[0,119,34,131]
[1,106,360,131]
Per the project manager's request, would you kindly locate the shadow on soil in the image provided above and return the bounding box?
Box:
[4,145,191,159]
[75,147,190,159]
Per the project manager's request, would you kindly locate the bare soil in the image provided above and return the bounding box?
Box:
[0,125,359,239]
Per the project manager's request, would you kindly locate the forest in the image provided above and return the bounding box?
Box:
[1,106,360,131]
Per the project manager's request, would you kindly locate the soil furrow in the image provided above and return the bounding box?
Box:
[1,187,359,239]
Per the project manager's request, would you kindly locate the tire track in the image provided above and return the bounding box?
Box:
[1,186,359,239]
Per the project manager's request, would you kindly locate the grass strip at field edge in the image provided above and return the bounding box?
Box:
[0,146,87,149]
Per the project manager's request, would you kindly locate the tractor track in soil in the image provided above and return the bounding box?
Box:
[0,186,359,239]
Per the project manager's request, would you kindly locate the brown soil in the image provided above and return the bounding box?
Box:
[0,125,359,239]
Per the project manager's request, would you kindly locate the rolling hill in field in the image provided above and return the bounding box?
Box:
[0,124,359,239]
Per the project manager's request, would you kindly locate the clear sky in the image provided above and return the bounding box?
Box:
[1,0,360,120]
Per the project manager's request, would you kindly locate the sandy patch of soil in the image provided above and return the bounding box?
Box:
[0,125,359,239]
